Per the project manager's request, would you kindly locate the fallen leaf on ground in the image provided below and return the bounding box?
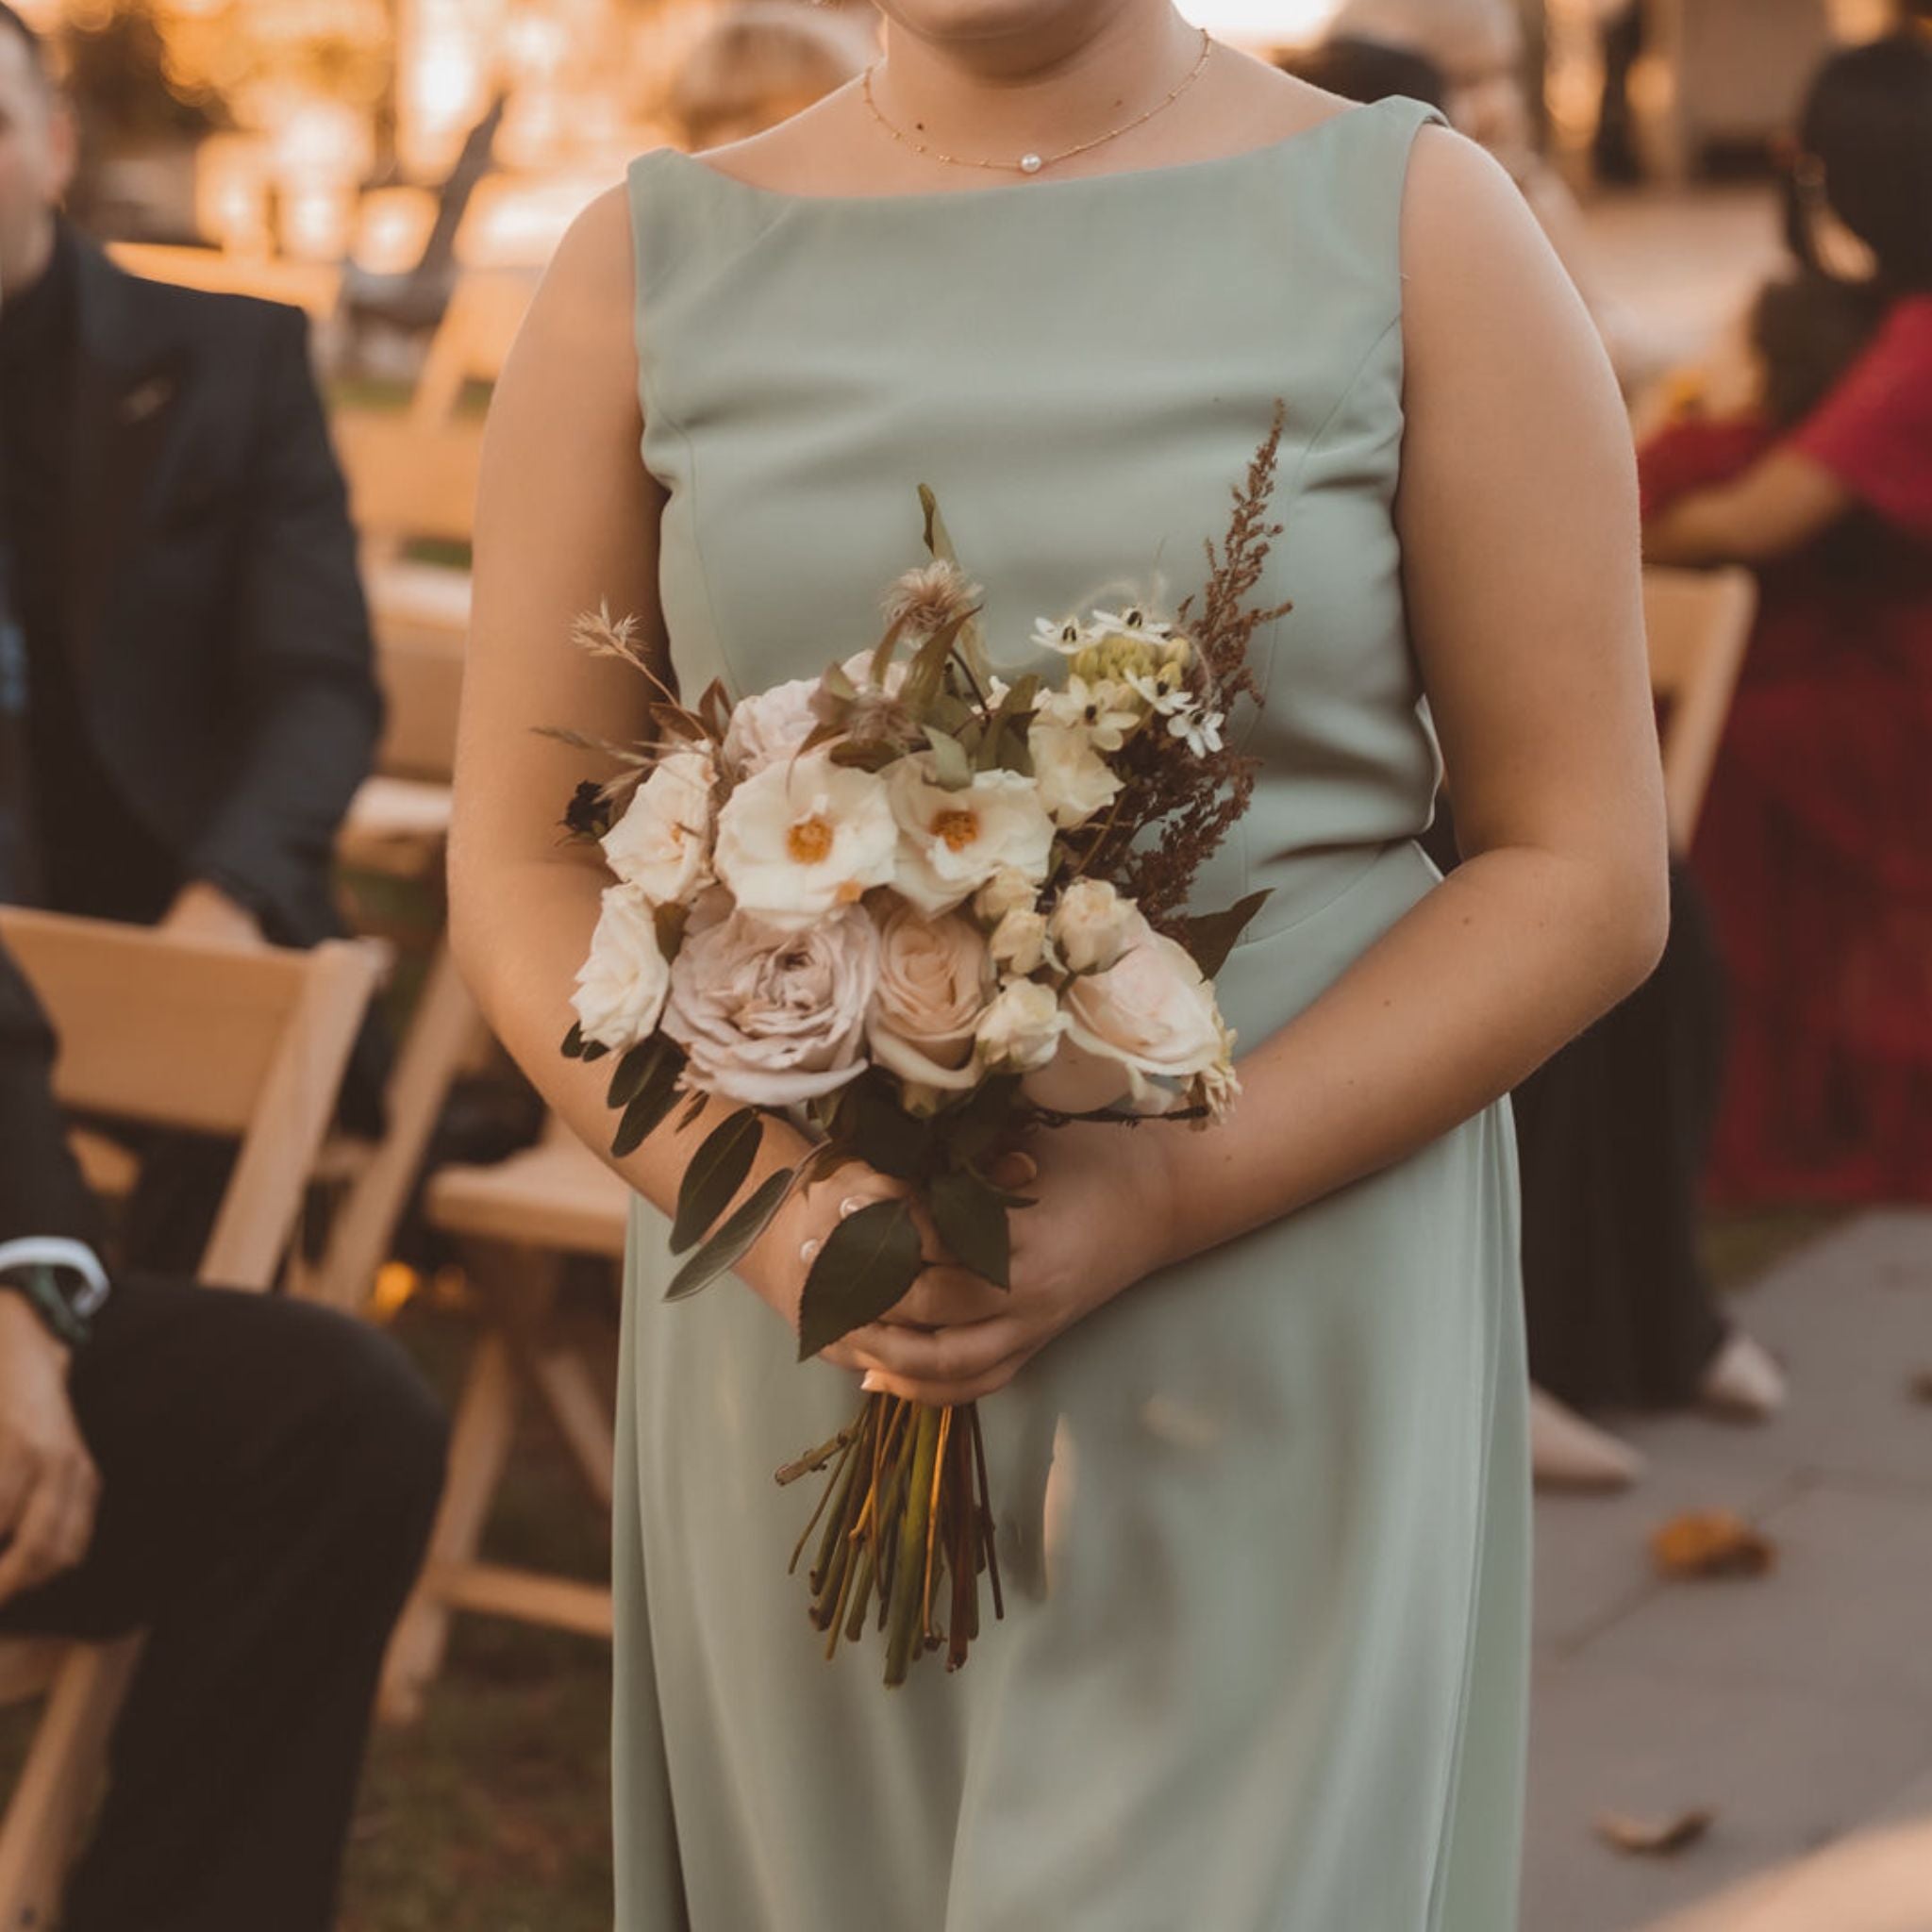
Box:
[1649,1509,1776,1579]
[1594,1807,1716,1857]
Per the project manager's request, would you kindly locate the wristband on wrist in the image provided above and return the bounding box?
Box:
[0,1238,111,1349]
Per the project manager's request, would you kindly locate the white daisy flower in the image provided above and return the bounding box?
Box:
[1030,613,1090,657]
[1088,602,1174,643]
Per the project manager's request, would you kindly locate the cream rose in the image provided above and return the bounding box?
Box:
[975,977,1066,1074]
[867,903,994,1093]
[573,883,671,1052]
[1048,877,1137,974]
[1029,911,1227,1112]
[713,752,898,929]
[661,899,878,1106]
[989,907,1049,974]
[722,678,821,777]
[1029,719,1124,828]
[601,751,716,905]
[889,754,1055,917]
[974,866,1039,924]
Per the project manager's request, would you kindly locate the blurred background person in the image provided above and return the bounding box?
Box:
[1325,0,1663,390]
[665,0,876,155]
[0,927,447,1932]
[1285,16,1781,1492]
[0,3,386,1266]
[1642,31,1932,1208]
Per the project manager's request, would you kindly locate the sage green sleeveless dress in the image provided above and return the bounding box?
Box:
[612,94,1530,1931]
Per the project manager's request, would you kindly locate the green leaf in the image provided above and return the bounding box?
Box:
[922,724,974,792]
[561,1021,586,1059]
[852,1086,931,1179]
[904,608,971,713]
[941,1073,1024,1161]
[927,1167,1012,1289]
[1173,889,1273,981]
[796,1198,924,1360]
[664,1168,795,1302]
[610,1047,685,1158]
[669,1108,765,1255]
[868,609,911,691]
[607,1037,664,1110]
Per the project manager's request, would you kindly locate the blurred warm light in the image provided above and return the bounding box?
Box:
[370,1260,422,1322]
[352,185,439,276]
[194,131,274,257]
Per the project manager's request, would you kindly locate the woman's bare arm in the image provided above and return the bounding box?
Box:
[448,185,865,1325]
[850,129,1674,1404]
[1644,446,1854,564]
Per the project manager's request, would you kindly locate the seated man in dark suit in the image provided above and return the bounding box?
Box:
[0,930,447,1932]
[0,5,388,1259]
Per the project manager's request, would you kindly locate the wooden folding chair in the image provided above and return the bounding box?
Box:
[376,1115,627,1723]
[1643,564,1757,851]
[0,909,384,1930]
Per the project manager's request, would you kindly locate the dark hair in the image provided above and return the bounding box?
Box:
[1278,37,1449,112]
[0,2,49,90]
[1753,35,1932,425]
[1788,34,1932,294]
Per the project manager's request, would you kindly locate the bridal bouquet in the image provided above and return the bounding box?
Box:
[554,400,1295,1685]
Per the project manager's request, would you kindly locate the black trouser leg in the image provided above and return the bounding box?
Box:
[0,1274,448,1932]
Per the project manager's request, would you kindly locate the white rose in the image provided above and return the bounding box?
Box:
[867,902,994,1093]
[840,648,909,695]
[989,907,1049,975]
[572,883,671,1052]
[975,977,1067,1074]
[1028,912,1227,1112]
[661,900,877,1107]
[888,753,1055,917]
[601,751,716,906]
[974,866,1039,924]
[1029,719,1124,828]
[1048,876,1137,974]
[713,751,898,929]
[722,679,821,777]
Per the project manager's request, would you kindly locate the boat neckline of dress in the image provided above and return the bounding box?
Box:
[650,93,1407,208]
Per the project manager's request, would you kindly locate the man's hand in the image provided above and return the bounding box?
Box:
[159,880,265,949]
[0,1295,99,1604]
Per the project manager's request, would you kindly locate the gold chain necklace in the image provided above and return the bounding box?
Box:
[861,26,1215,178]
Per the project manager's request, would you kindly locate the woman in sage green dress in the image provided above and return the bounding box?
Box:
[449,10,1669,1926]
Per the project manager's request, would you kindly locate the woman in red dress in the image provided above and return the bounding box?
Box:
[1642,33,1932,1207]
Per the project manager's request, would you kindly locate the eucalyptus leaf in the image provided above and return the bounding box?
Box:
[664,1168,795,1302]
[610,1047,685,1158]
[607,1037,665,1110]
[928,1167,1011,1290]
[670,1108,765,1255]
[796,1198,924,1360]
[1174,889,1274,981]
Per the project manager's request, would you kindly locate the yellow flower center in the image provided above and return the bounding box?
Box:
[787,814,835,864]
[932,808,980,853]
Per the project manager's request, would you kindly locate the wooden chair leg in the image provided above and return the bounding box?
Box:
[377,1331,519,1724]
[524,1344,615,1511]
[0,1637,143,1929]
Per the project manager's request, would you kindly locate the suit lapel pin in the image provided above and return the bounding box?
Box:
[119,373,176,425]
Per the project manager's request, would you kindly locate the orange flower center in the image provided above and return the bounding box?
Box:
[787,814,835,864]
[932,808,980,853]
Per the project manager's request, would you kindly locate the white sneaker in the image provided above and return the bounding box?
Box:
[1530,1385,1647,1491]
[1698,1327,1787,1421]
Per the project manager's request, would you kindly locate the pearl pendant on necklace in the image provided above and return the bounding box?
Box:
[1019,153,1043,174]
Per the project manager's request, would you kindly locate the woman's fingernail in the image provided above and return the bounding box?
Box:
[839,1194,866,1219]
[860,1370,883,1393]
[798,1237,821,1264]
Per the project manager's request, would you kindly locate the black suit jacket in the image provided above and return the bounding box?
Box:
[58,225,382,950]
[0,935,103,1253]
